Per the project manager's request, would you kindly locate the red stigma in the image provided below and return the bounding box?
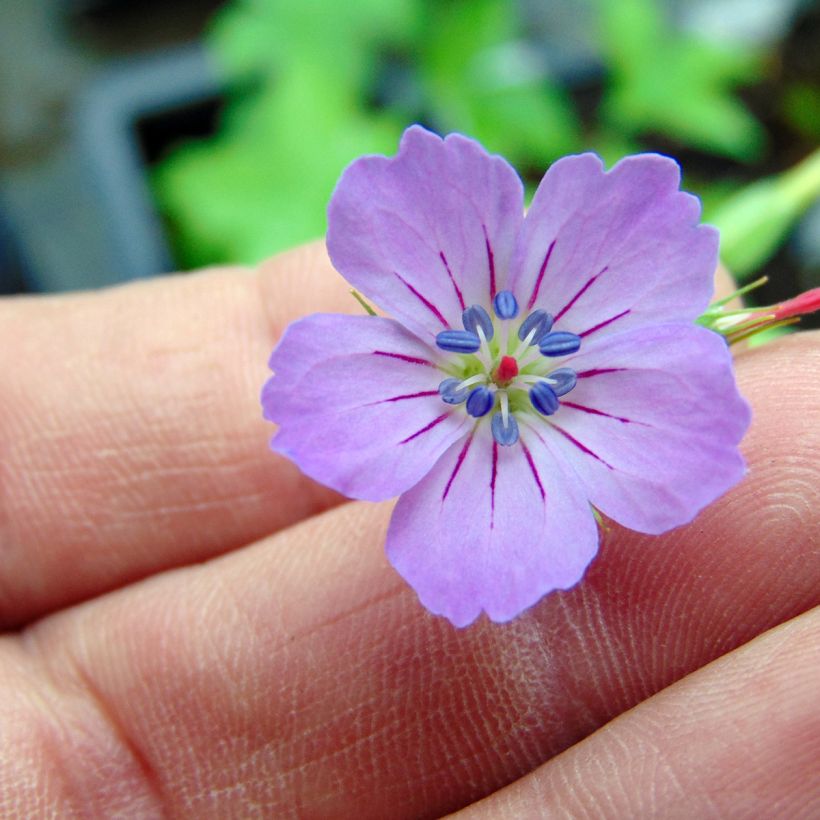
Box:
[495,355,519,384]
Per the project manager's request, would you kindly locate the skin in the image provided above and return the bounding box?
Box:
[0,243,817,818]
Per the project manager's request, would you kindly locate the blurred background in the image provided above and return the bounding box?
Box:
[1,0,818,327]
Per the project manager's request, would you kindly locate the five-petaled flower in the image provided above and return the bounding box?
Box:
[262,125,750,627]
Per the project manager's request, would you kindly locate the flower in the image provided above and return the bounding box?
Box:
[262,125,750,627]
[700,282,820,345]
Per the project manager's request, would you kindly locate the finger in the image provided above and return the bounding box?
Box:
[0,244,353,627]
[0,256,737,629]
[714,260,739,304]
[450,607,820,819]
[4,331,818,817]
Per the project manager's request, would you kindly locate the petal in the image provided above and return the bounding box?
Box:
[386,423,598,626]
[262,314,471,500]
[545,324,750,534]
[507,153,718,339]
[327,125,525,343]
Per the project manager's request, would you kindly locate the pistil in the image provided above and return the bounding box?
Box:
[494,355,519,385]
[436,299,580,438]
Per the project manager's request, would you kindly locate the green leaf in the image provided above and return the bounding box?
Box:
[712,148,820,278]
[782,82,820,141]
[153,1,410,267]
[211,0,418,83]
[153,67,403,266]
[417,0,581,166]
[594,0,766,161]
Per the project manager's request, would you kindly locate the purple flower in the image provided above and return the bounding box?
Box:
[262,126,750,627]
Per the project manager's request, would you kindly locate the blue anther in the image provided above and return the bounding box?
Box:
[517,309,554,344]
[466,386,494,417]
[438,378,470,405]
[462,304,494,341]
[436,329,481,353]
[539,331,581,357]
[530,381,559,415]
[493,290,519,319]
[491,412,519,446]
[547,367,578,397]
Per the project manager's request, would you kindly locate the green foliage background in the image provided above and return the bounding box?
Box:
[153,0,820,284]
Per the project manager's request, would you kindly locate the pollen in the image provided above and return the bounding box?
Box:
[495,355,519,384]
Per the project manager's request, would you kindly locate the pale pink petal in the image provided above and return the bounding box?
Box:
[507,153,718,339]
[327,125,524,343]
[546,323,750,533]
[263,314,470,500]
[386,424,598,626]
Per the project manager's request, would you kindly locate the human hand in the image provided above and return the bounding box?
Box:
[1,245,817,817]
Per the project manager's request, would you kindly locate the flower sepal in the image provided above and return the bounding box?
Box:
[698,277,820,345]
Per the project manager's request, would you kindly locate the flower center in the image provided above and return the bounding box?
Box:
[435,290,582,447]
[494,355,519,385]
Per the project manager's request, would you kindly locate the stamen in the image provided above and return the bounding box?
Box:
[436,329,481,353]
[539,331,581,357]
[547,367,578,397]
[516,348,547,370]
[499,389,510,425]
[462,305,494,340]
[466,386,494,417]
[517,310,553,344]
[491,410,519,446]
[511,331,538,361]
[493,290,519,320]
[512,312,555,360]
[438,378,469,405]
[456,373,488,392]
[517,374,557,385]
[474,325,493,366]
[530,381,559,415]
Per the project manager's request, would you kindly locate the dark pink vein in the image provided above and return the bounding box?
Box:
[400,412,449,445]
[527,239,556,309]
[490,440,499,528]
[520,441,546,499]
[394,271,449,328]
[443,434,474,501]
[578,308,630,338]
[553,266,608,322]
[375,390,439,405]
[576,367,627,379]
[561,401,634,424]
[373,350,435,367]
[439,251,465,310]
[550,424,615,469]
[483,225,497,298]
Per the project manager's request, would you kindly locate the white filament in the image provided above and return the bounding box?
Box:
[456,373,488,392]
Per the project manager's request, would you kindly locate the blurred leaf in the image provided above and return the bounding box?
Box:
[712,148,820,278]
[211,0,418,83]
[585,131,640,167]
[153,1,410,267]
[418,0,581,166]
[155,70,401,266]
[688,177,743,223]
[746,324,795,348]
[154,0,787,272]
[782,82,820,141]
[594,0,766,161]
